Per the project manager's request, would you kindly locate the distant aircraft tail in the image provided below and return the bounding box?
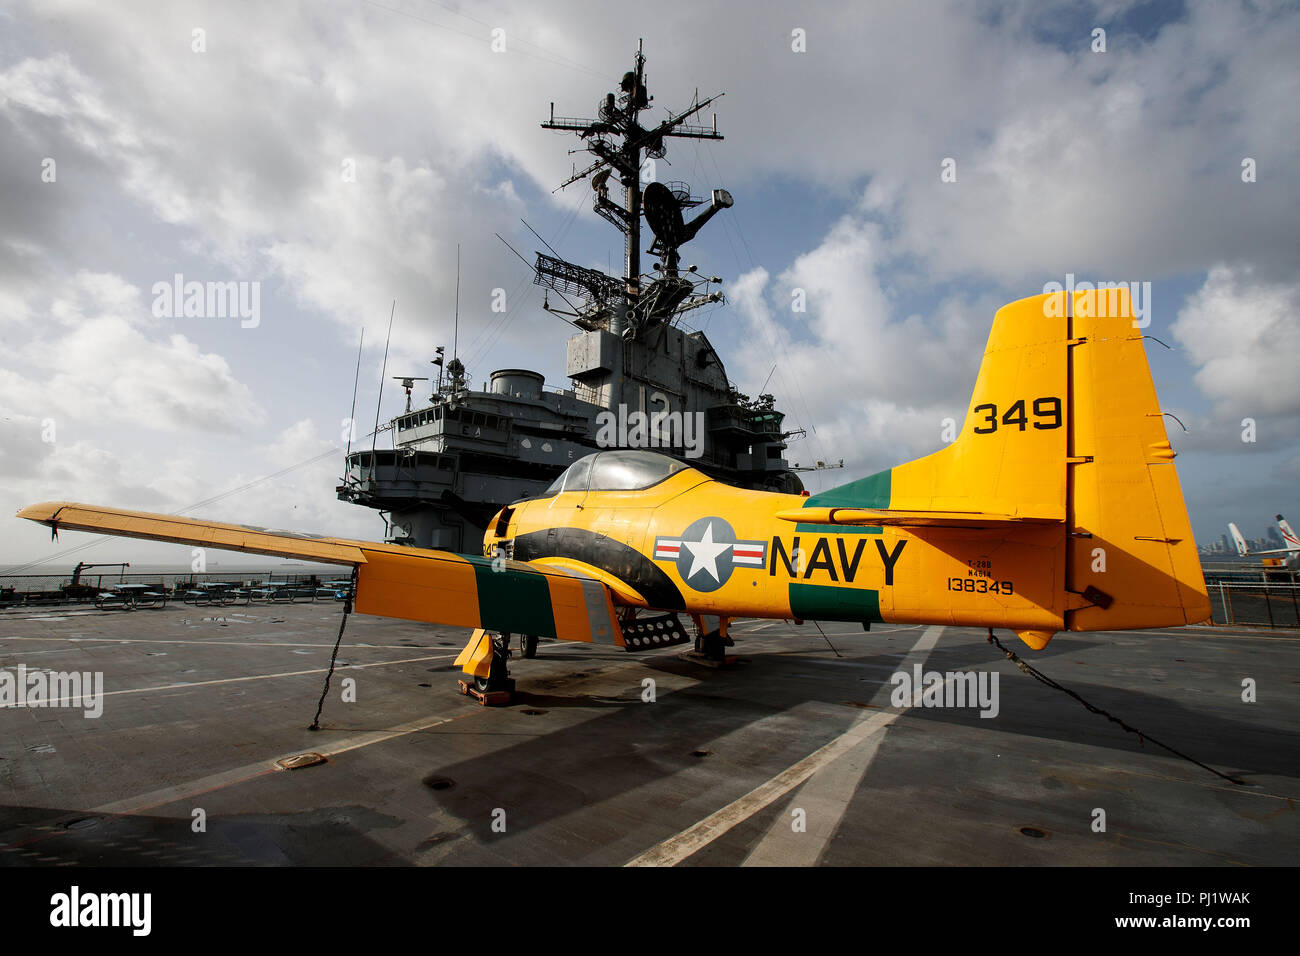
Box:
[813,287,1211,641]
[1228,522,1250,556]
[1277,515,1300,551]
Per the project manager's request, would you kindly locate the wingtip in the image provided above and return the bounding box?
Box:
[16,501,69,523]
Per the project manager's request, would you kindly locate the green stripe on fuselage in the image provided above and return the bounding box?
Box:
[789,583,882,623]
[804,467,892,510]
[468,557,557,638]
[789,469,891,623]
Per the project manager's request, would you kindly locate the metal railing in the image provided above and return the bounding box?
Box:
[1208,581,1300,628]
[0,571,336,609]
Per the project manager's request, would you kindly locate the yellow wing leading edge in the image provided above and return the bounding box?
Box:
[14,502,622,646]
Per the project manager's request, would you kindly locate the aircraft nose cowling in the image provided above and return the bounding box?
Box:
[484,505,516,557]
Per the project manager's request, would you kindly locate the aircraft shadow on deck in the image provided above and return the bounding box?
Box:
[411,634,1295,851]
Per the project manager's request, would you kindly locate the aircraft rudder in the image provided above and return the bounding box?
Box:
[1065,287,1210,629]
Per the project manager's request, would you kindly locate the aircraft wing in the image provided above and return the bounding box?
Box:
[774,506,1064,529]
[16,502,623,645]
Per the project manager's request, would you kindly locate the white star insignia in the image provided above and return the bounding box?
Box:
[683,521,732,582]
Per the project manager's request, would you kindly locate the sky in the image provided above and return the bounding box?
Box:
[0,0,1297,570]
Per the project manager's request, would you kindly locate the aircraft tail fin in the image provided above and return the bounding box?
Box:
[811,288,1210,634]
[1277,514,1300,551]
[1228,522,1250,557]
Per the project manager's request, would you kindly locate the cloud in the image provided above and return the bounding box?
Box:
[0,415,381,572]
[1167,263,1300,461]
[726,218,996,476]
[0,2,595,361]
[836,2,1299,286]
[0,271,265,434]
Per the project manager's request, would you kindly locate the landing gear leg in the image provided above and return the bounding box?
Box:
[697,630,728,661]
[685,614,737,667]
[519,633,539,659]
[455,629,516,705]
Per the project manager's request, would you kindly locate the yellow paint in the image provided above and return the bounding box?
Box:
[544,573,595,643]
[353,549,481,628]
[528,556,649,606]
[454,628,494,679]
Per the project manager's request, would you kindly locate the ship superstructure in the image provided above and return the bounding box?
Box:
[338,43,804,551]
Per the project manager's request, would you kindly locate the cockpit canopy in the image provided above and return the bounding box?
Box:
[542,450,692,496]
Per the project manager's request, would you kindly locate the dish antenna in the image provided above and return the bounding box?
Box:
[642,182,734,276]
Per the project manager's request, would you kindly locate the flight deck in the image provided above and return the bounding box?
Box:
[1,602,1294,866]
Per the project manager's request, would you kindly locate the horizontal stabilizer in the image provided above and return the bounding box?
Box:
[774,506,1064,529]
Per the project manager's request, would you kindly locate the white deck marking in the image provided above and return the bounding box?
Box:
[741,722,894,867]
[37,655,454,706]
[76,638,681,819]
[625,625,944,867]
[88,711,474,817]
[73,646,641,821]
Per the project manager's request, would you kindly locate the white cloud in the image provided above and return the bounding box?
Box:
[0,271,265,434]
[843,2,1300,286]
[726,220,994,477]
[1172,264,1300,417]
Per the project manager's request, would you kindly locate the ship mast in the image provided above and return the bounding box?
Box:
[539,39,730,337]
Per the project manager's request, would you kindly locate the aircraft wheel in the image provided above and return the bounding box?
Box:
[520,634,538,659]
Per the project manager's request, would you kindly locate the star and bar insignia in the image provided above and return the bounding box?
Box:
[653,516,767,592]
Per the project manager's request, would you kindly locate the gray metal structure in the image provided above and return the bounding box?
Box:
[337,43,804,552]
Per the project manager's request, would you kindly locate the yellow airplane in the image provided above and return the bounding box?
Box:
[18,289,1211,702]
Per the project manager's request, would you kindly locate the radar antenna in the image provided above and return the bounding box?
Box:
[392,376,430,413]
